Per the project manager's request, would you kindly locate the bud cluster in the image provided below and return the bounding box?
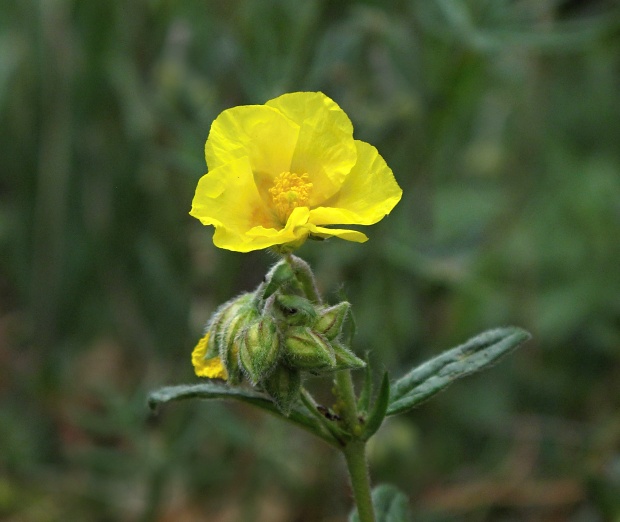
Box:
[193,259,365,414]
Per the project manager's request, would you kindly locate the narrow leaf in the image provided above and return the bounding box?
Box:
[357,352,373,413]
[362,372,390,440]
[388,327,531,416]
[148,382,338,446]
[349,484,412,522]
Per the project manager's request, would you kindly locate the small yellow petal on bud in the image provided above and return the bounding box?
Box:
[191,333,228,380]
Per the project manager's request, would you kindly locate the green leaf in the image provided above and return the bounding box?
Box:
[388,327,531,416]
[148,382,339,447]
[357,352,373,413]
[349,484,412,522]
[362,372,390,440]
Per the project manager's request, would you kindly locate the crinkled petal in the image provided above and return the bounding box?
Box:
[266,92,357,204]
[309,140,402,226]
[190,156,277,234]
[192,334,228,379]
[306,223,368,243]
[214,207,311,253]
[205,105,299,176]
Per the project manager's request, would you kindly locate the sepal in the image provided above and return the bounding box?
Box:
[262,260,296,299]
[239,317,281,384]
[283,327,336,370]
[274,294,318,326]
[314,302,350,341]
[262,364,301,416]
[204,292,254,359]
[331,342,366,371]
[220,310,258,385]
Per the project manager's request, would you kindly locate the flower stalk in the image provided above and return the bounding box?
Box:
[336,369,377,522]
[344,440,376,522]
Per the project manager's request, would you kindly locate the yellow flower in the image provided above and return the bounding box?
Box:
[191,333,228,380]
[190,92,402,252]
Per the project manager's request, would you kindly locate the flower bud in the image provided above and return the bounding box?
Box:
[331,342,366,371]
[283,327,336,370]
[262,260,296,299]
[220,307,259,385]
[275,294,318,326]
[314,302,350,341]
[262,364,301,416]
[205,293,254,358]
[239,317,281,384]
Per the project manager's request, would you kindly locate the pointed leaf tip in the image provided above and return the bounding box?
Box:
[387,327,531,416]
[362,371,390,440]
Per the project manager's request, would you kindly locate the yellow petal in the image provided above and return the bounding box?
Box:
[215,207,311,252]
[191,334,228,380]
[309,140,402,226]
[266,92,357,204]
[190,156,277,233]
[307,223,368,243]
[205,104,299,177]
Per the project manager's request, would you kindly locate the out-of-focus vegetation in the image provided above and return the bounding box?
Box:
[1,0,620,520]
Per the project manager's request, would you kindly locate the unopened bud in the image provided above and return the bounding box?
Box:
[314,302,350,341]
[239,317,280,384]
[262,364,301,416]
[220,307,259,385]
[275,294,318,326]
[331,342,366,371]
[262,260,296,299]
[283,327,336,370]
[205,293,254,358]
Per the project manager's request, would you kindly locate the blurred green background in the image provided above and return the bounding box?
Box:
[2,0,620,520]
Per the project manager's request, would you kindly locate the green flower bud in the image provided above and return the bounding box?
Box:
[283,327,336,370]
[275,294,318,326]
[239,317,281,384]
[205,293,254,359]
[314,302,350,341]
[262,260,296,299]
[262,364,301,416]
[220,307,259,385]
[331,342,366,371]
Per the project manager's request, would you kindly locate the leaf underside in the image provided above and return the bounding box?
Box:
[388,327,531,416]
[148,382,336,445]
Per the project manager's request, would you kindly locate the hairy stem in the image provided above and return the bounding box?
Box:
[344,440,376,522]
[335,370,376,522]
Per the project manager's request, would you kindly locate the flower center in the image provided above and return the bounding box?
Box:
[269,172,312,223]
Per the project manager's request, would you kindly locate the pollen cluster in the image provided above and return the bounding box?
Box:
[269,171,313,223]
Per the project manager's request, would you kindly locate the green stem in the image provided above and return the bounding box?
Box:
[335,369,359,429]
[344,440,376,522]
[300,387,348,444]
[335,370,376,522]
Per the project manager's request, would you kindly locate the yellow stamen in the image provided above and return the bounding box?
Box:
[269,172,312,223]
